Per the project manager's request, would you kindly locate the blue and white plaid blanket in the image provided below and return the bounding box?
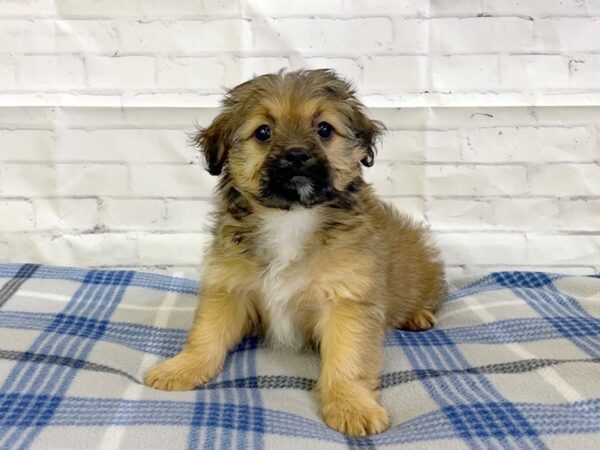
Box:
[0,263,599,449]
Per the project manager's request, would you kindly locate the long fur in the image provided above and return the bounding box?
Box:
[145,69,447,437]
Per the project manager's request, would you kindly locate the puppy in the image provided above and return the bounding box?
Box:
[145,69,446,436]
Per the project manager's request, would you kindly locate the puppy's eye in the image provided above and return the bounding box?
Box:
[317,121,334,140]
[254,124,271,142]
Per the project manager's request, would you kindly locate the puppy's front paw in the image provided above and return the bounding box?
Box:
[322,397,390,436]
[144,353,216,391]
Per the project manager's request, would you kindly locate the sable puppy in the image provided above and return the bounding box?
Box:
[145,69,446,436]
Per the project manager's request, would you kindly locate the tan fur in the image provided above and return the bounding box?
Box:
[145,69,447,436]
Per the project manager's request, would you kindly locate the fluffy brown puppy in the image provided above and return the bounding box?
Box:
[145,69,446,436]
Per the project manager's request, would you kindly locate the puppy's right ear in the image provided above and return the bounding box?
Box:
[193,111,233,176]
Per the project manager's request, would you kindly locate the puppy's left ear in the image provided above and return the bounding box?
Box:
[353,109,385,167]
[193,111,233,176]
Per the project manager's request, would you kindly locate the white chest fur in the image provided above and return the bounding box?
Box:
[258,207,320,349]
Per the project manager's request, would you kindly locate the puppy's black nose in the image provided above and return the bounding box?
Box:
[284,147,311,165]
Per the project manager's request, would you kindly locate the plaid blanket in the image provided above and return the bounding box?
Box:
[0,264,599,449]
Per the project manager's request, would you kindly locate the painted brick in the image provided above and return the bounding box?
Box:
[462,126,597,162]
[0,130,54,160]
[569,55,600,89]
[224,57,290,87]
[364,163,424,196]
[56,129,197,163]
[393,19,428,54]
[363,56,427,91]
[86,56,156,88]
[558,199,600,230]
[0,201,35,231]
[436,232,527,265]
[130,164,215,196]
[500,55,570,90]
[3,232,138,266]
[1,164,129,196]
[428,199,493,229]
[17,55,85,89]
[481,0,600,16]
[430,55,500,91]
[529,164,600,196]
[379,130,461,161]
[251,18,393,54]
[526,234,600,265]
[0,0,54,15]
[100,199,166,229]
[137,232,209,265]
[157,57,224,89]
[491,198,560,231]
[116,19,252,53]
[426,165,528,196]
[0,56,16,89]
[430,17,535,53]
[55,0,243,17]
[165,200,214,231]
[536,18,600,53]
[34,198,98,230]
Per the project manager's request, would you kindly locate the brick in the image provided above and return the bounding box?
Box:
[130,164,215,196]
[2,232,138,266]
[100,199,166,229]
[500,55,570,90]
[428,199,492,229]
[224,57,290,87]
[536,18,600,53]
[481,0,600,15]
[491,198,559,230]
[137,232,210,265]
[1,164,129,196]
[426,165,528,196]
[117,19,251,53]
[379,130,461,161]
[165,199,214,231]
[526,234,600,265]
[0,56,16,89]
[246,0,346,15]
[430,17,535,53]
[430,55,500,91]
[55,0,243,17]
[462,126,597,162]
[0,0,55,15]
[363,56,427,91]
[569,55,600,89]
[157,57,224,89]
[393,19,428,54]
[0,20,118,53]
[17,55,85,89]
[0,130,54,160]
[86,56,156,88]
[529,164,600,196]
[436,232,527,265]
[56,129,197,163]
[364,162,424,196]
[0,201,35,231]
[252,18,392,54]
[34,198,98,230]
[559,199,600,230]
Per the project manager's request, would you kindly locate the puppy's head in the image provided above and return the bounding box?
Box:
[194,69,383,209]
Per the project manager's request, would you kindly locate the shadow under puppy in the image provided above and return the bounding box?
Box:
[145,69,447,436]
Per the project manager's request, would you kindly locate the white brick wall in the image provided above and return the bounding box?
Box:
[1,1,599,276]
